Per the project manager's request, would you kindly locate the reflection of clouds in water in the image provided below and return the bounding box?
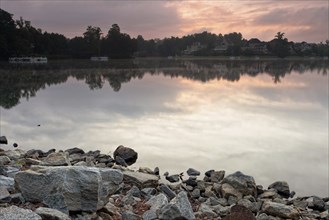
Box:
[1,70,328,197]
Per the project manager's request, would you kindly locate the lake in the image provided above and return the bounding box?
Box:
[0,58,328,197]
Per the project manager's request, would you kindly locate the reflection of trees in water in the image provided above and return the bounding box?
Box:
[0,59,327,109]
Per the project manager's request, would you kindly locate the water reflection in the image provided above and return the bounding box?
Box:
[0,59,327,109]
[0,59,328,197]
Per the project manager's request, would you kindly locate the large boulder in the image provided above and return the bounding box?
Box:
[262,201,299,219]
[159,191,195,220]
[35,207,71,220]
[14,166,123,214]
[306,196,325,211]
[113,145,138,166]
[40,152,71,166]
[268,181,290,198]
[3,149,25,160]
[221,171,257,198]
[220,183,243,199]
[0,205,41,220]
[123,170,159,188]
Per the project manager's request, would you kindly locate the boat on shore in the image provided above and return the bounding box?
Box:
[9,57,48,64]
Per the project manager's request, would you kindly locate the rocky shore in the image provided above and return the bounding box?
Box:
[0,146,328,220]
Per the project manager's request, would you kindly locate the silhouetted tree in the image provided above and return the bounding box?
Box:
[268,32,290,58]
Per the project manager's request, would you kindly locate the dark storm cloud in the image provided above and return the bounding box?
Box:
[252,6,328,42]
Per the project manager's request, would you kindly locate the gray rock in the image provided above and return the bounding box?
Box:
[139,167,154,175]
[15,166,123,214]
[228,195,238,205]
[272,197,286,204]
[244,195,256,202]
[0,175,14,191]
[3,149,25,160]
[25,158,42,166]
[69,153,85,164]
[158,203,181,220]
[159,191,195,219]
[210,170,225,182]
[25,149,41,159]
[143,209,157,220]
[0,187,10,202]
[65,147,85,155]
[0,136,8,145]
[191,188,201,199]
[268,181,290,198]
[198,203,217,218]
[183,177,198,187]
[206,197,226,206]
[141,188,157,199]
[262,201,299,219]
[113,145,138,166]
[256,213,275,220]
[256,185,264,194]
[0,205,41,220]
[146,193,168,211]
[159,184,176,200]
[35,207,71,220]
[222,171,257,198]
[85,150,100,158]
[8,193,24,204]
[165,174,180,183]
[205,169,214,177]
[122,210,140,220]
[221,183,243,199]
[40,152,71,166]
[122,193,137,206]
[115,156,128,167]
[0,156,11,166]
[0,166,20,178]
[73,161,88,166]
[320,210,329,219]
[258,189,279,199]
[187,168,200,176]
[237,198,259,213]
[197,181,206,192]
[127,185,141,198]
[95,162,106,168]
[306,196,325,211]
[123,171,159,188]
[292,199,308,210]
[213,182,221,195]
[153,167,160,176]
[212,205,230,217]
[204,185,216,198]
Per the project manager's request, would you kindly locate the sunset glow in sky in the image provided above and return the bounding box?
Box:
[1,0,328,42]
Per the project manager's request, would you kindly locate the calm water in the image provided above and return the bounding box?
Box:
[0,59,328,197]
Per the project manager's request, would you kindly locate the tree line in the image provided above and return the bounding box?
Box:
[0,8,328,60]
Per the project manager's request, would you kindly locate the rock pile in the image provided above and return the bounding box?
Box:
[0,147,328,220]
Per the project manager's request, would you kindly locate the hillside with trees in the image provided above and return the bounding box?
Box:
[0,8,328,60]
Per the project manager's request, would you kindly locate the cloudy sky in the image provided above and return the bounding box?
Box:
[1,0,328,42]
